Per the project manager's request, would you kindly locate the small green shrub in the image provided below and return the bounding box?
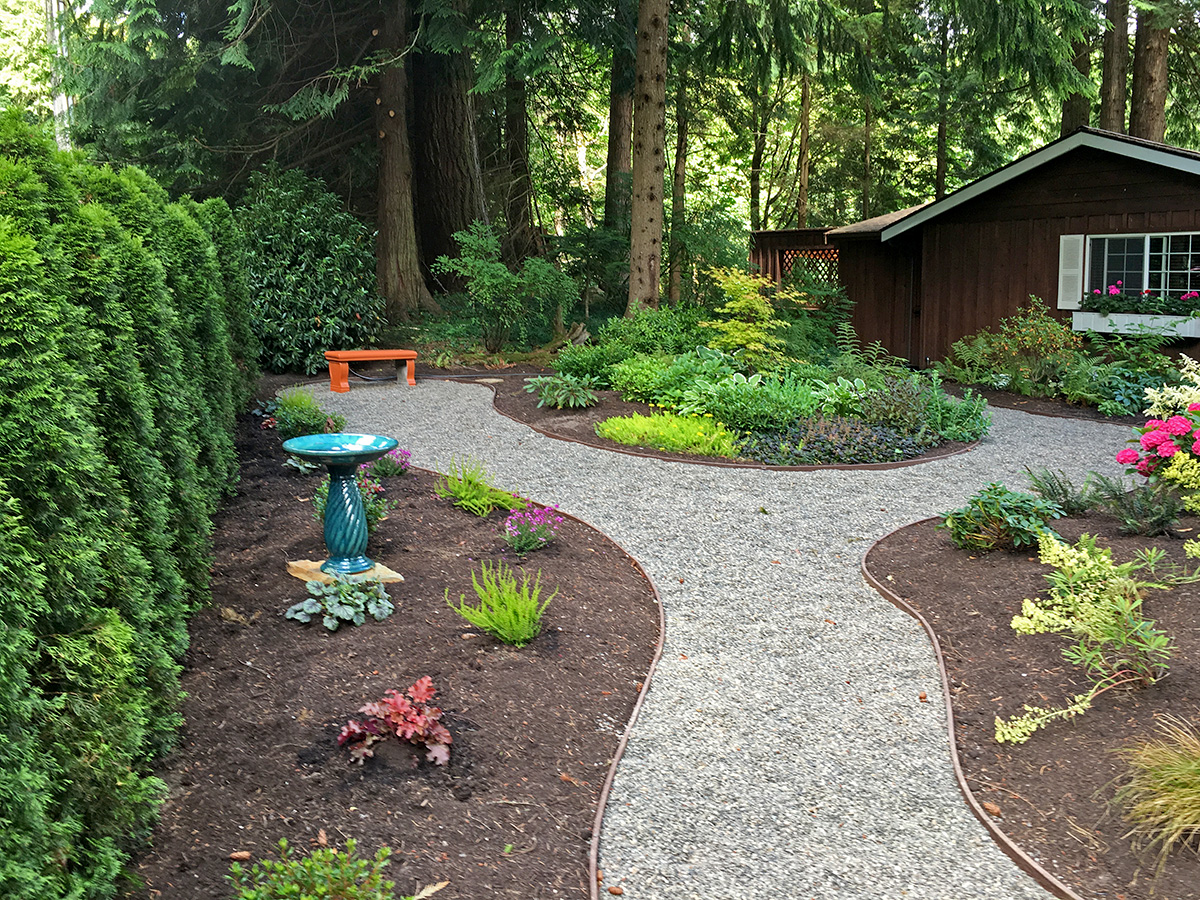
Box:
[313,470,396,535]
[738,416,930,465]
[1114,716,1200,872]
[609,348,735,408]
[1025,468,1099,515]
[434,458,528,516]
[924,384,992,442]
[523,373,599,409]
[286,575,394,631]
[274,387,347,440]
[447,560,555,647]
[939,482,1064,551]
[1091,474,1184,536]
[700,267,790,369]
[593,305,706,356]
[228,838,395,899]
[554,341,632,387]
[595,412,738,457]
[678,371,820,432]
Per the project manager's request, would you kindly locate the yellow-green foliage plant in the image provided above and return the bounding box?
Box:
[700,267,800,370]
[1114,716,1200,874]
[595,412,738,458]
[1144,355,1200,418]
[995,533,1187,744]
[434,458,527,517]
[447,561,555,647]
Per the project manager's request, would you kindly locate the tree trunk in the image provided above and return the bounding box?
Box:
[934,16,948,201]
[1099,0,1129,132]
[504,0,539,262]
[376,0,434,322]
[603,0,636,232]
[413,0,488,275]
[796,70,810,228]
[1059,37,1092,136]
[749,90,767,232]
[668,59,687,307]
[624,0,668,316]
[1129,4,1171,142]
[861,99,872,218]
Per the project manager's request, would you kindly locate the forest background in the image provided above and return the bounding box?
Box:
[4,0,1200,339]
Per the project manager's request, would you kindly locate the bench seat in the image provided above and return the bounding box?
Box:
[324,349,417,392]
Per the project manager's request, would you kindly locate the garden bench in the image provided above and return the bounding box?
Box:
[325,349,417,393]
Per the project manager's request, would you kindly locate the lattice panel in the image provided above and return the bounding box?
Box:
[781,247,838,282]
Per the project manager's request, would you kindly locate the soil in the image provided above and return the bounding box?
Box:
[864,513,1200,900]
[130,407,661,900]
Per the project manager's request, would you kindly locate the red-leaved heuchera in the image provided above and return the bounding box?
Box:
[337,676,452,765]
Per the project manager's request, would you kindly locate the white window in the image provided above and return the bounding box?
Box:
[1086,232,1200,299]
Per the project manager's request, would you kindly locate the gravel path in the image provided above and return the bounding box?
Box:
[317,378,1131,900]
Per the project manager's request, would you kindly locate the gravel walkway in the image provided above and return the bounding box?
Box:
[317,378,1131,900]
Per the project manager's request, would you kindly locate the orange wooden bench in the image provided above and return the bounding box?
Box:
[325,349,417,393]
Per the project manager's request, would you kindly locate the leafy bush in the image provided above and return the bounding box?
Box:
[1114,717,1200,871]
[678,371,820,432]
[338,677,452,765]
[777,269,855,363]
[1090,474,1185,536]
[1145,355,1200,418]
[700,267,790,370]
[939,482,1064,551]
[554,341,632,387]
[313,469,396,535]
[229,838,395,900]
[286,576,394,631]
[433,220,578,351]
[592,305,707,355]
[609,347,735,408]
[738,415,930,465]
[595,412,739,457]
[523,373,599,409]
[501,505,565,555]
[238,165,384,374]
[923,384,992,442]
[447,561,556,647]
[274,387,347,440]
[434,458,528,516]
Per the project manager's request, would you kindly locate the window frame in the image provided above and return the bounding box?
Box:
[1085,231,1200,301]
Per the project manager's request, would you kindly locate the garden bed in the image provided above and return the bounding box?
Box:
[129,411,660,899]
[864,513,1200,900]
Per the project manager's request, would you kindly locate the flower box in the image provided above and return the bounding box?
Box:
[1071,311,1200,338]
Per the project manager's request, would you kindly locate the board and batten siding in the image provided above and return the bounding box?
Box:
[912,145,1200,363]
[841,235,920,364]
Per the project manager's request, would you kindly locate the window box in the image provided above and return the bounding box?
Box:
[1071,310,1200,338]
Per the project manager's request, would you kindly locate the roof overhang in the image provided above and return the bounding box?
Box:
[879,129,1200,242]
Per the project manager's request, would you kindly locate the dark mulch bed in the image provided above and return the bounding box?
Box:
[129,412,660,899]
[865,514,1200,900]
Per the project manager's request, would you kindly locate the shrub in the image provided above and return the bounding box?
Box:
[1114,717,1200,872]
[313,470,396,535]
[238,165,384,374]
[229,839,395,900]
[1025,468,1099,515]
[274,387,347,440]
[286,576,394,631]
[501,505,565,554]
[609,348,735,408]
[678,371,820,432]
[923,383,992,442]
[738,416,929,465]
[700,267,790,369]
[523,373,599,409]
[338,677,452,765]
[939,482,1064,551]
[434,458,527,516]
[1145,354,1200,418]
[595,412,739,458]
[1090,474,1184,536]
[554,341,632,387]
[447,561,556,647]
[593,305,707,356]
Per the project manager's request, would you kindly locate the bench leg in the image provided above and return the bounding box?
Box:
[405,357,416,386]
[328,360,350,393]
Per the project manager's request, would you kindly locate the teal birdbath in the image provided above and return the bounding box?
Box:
[282,433,399,576]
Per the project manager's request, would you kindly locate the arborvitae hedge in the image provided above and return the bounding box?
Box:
[0,111,255,898]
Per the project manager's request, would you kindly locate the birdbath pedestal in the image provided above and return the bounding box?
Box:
[282,433,399,576]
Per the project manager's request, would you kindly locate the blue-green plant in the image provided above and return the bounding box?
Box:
[229,838,395,899]
[286,575,394,631]
[939,483,1064,551]
[447,560,556,647]
[523,373,599,409]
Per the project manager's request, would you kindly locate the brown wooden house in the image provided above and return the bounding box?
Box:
[781,128,1200,366]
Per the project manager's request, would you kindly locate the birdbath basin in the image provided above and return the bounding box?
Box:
[282,433,399,576]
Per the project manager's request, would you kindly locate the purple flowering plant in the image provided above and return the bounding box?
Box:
[501,505,565,555]
[363,447,412,478]
[1115,403,1200,478]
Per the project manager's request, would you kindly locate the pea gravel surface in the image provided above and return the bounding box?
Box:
[314,377,1131,900]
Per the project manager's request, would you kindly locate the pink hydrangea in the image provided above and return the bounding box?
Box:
[1140,429,1169,450]
[1136,458,1155,476]
[1116,448,1140,465]
[1190,403,1200,413]
[1166,415,1193,435]
[1145,419,1166,430]
[1157,440,1179,458]
[1193,438,1200,454]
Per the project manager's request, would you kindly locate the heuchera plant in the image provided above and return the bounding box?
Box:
[501,505,565,554]
[337,677,452,766]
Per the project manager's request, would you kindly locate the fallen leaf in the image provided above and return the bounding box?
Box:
[824,618,836,625]
[608,888,624,896]
[982,801,1002,817]
[412,882,450,900]
[229,850,251,861]
[317,828,327,847]
[918,692,928,702]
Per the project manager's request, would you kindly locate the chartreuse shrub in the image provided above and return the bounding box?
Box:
[229,838,396,900]
[448,561,556,647]
[0,113,246,898]
[434,458,528,516]
[274,386,347,440]
[700,267,792,370]
[238,164,384,373]
[939,483,1064,552]
[995,533,1193,745]
[596,412,738,458]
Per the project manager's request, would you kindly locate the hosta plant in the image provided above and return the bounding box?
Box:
[523,373,599,409]
[338,677,452,765]
[286,576,394,631]
[447,560,555,647]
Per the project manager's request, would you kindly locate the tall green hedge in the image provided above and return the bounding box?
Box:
[0,111,253,899]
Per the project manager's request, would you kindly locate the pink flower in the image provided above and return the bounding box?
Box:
[1145,419,1165,430]
[1093,289,1101,294]
[1109,285,1121,295]
[1136,458,1155,476]
[1166,415,1192,435]
[1140,429,1169,450]
[1158,440,1179,458]
[1189,403,1200,412]
[1116,448,1140,464]
[1193,438,1200,454]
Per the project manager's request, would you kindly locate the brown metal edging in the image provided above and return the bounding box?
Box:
[860,520,1086,900]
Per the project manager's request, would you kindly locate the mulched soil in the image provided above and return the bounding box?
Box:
[129,408,660,899]
[864,513,1200,900]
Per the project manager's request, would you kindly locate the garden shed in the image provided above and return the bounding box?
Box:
[807,128,1200,366]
